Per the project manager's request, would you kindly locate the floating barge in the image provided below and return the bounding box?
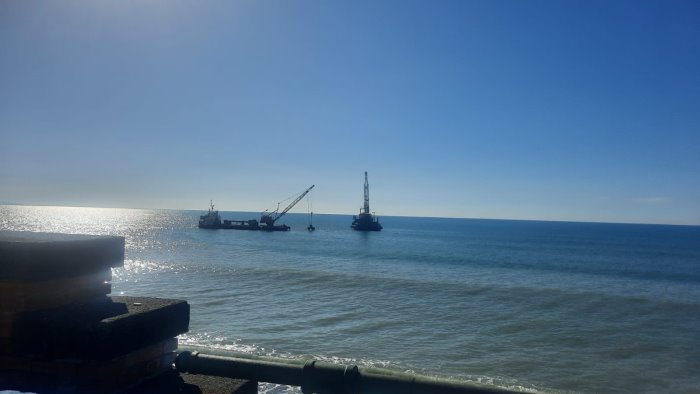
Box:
[199,185,314,232]
[351,172,382,231]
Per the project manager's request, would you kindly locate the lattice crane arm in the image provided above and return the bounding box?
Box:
[274,185,315,222]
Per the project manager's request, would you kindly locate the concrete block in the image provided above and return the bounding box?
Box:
[1,296,189,359]
[0,339,179,393]
[0,231,125,281]
[129,370,258,394]
[0,269,112,316]
[0,338,177,386]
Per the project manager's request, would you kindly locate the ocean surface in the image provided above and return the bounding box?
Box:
[2,205,699,393]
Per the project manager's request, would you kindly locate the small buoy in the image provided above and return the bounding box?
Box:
[307,225,315,232]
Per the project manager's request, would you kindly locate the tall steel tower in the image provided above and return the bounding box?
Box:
[363,171,370,215]
[352,171,382,231]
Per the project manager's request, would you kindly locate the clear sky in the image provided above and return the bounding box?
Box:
[1,0,699,225]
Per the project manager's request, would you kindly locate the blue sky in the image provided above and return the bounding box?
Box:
[1,0,698,225]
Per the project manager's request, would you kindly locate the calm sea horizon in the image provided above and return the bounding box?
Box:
[2,204,699,393]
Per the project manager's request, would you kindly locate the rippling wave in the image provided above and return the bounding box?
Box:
[2,205,699,393]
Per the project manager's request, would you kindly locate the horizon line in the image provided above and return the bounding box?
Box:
[1,202,698,228]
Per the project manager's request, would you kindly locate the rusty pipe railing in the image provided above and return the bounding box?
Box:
[175,351,516,394]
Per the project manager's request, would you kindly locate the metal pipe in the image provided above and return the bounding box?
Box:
[175,351,516,394]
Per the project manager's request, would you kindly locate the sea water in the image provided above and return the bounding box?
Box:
[1,205,699,393]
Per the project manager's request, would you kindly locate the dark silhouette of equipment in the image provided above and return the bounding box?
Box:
[260,185,315,231]
[351,172,382,231]
[307,197,315,232]
[199,185,315,231]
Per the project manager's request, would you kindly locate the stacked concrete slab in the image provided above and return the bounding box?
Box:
[0,231,189,393]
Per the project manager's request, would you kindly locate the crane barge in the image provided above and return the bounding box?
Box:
[351,172,382,231]
[198,185,315,231]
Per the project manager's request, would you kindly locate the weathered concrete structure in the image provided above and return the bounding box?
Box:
[0,231,255,393]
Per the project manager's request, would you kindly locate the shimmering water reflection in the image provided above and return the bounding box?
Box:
[2,205,699,393]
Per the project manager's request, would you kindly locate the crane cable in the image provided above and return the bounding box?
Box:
[266,187,311,213]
